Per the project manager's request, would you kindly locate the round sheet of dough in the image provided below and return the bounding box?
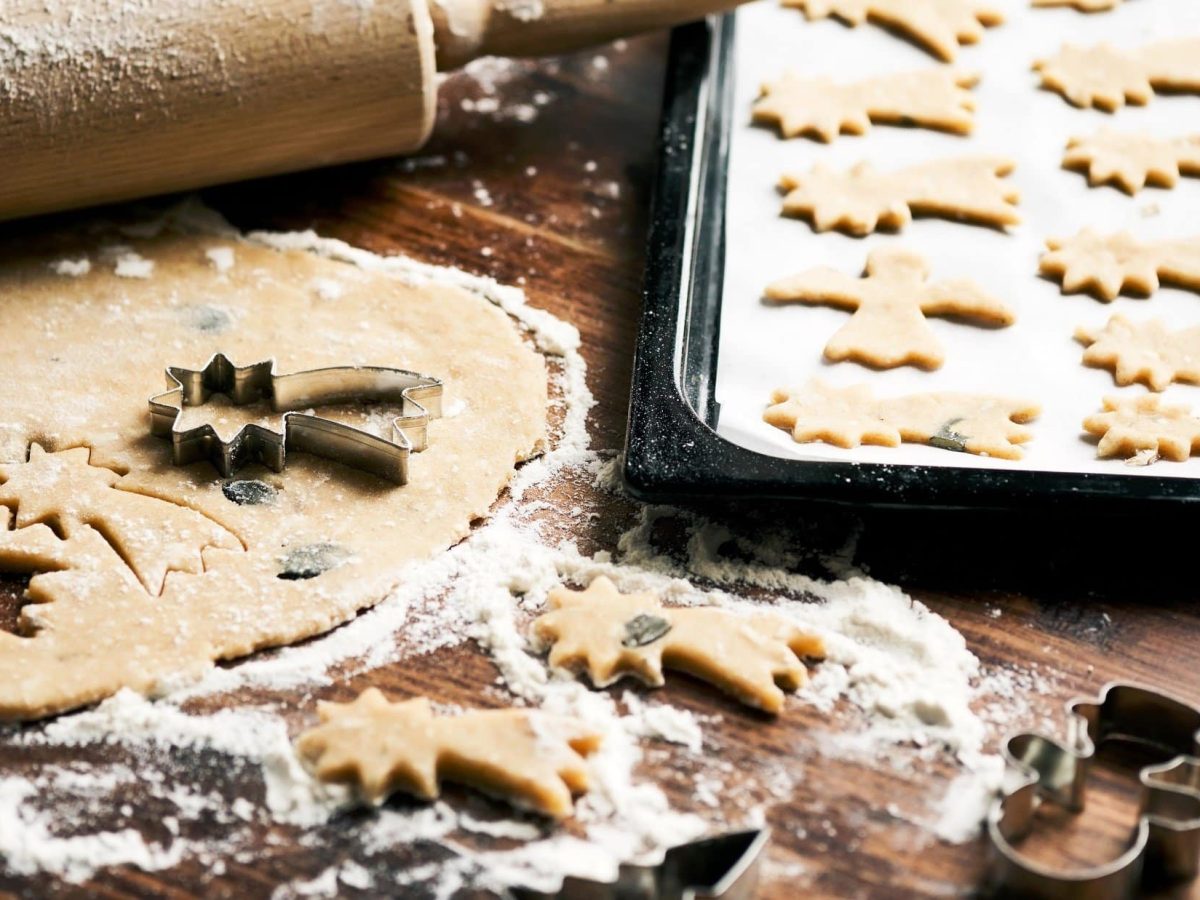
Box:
[0,227,546,719]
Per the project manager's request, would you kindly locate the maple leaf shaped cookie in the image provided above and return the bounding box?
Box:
[783,0,1004,61]
[1035,39,1200,111]
[1077,315,1200,391]
[296,689,601,818]
[1040,230,1200,301]
[765,247,1014,369]
[779,158,1019,235]
[531,576,826,714]
[1063,131,1200,194]
[765,380,1039,460]
[1083,395,1200,462]
[753,69,978,142]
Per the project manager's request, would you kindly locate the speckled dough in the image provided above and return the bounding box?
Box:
[764,247,1014,369]
[782,0,1004,61]
[1063,130,1200,194]
[1040,230,1200,300]
[765,380,1039,459]
[779,157,1019,235]
[532,576,826,714]
[752,68,978,142]
[1077,315,1200,391]
[1084,394,1200,461]
[1035,39,1200,111]
[0,227,547,720]
[296,689,600,819]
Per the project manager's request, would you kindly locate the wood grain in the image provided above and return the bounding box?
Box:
[3,31,1200,900]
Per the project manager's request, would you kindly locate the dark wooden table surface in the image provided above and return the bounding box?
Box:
[4,27,1200,900]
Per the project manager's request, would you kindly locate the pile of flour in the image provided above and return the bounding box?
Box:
[0,206,1038,895]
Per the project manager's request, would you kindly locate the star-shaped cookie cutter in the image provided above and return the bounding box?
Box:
[148,353,442,485]
[514,829,767,900]
[988,682,1200,899]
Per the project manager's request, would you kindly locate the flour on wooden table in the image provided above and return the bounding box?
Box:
[0,201,1036,893]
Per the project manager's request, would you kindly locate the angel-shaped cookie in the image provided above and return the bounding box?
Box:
[1035,38,1200,111]
[765,380,1039,460]
[1040,230,1200,301]
[782,0,1004,62]
[1077,315,1200,391]
[531,576,825,714]
[753,69,978,142]
[1063,131,1200,194]
[1084,395,1200,462]
[780,158,1019,235]
[296,689,601,818]
[765,247,1014,369]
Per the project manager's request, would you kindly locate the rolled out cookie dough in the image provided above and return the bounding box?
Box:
[0,223,547,719]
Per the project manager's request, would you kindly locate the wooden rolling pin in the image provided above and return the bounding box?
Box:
[0,0,742,222]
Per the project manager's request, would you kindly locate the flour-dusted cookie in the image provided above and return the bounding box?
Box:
[779,157,1019,235]
[1077,315,1200,391]
[1035,39,1200,111]
[531,576,826,714]
[753,69,978,142]
[296,689,601,818]
[1083,395,1200,462]
[764,380,1039,459]
[782,0,1004,62]
[1040,230,1200,300]
[1063,131,1200,194]
[764,247,1014,369]
[1032,0,1124,10]
[0,217,547,720]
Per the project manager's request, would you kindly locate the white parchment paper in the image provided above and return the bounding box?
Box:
[716,0,1200,477]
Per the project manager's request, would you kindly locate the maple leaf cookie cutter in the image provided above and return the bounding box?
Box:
[148,353,442,485]
[988,682,1200,899]
[515,828,768,900]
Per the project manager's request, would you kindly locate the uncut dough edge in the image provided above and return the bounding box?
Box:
[0,231,548,720]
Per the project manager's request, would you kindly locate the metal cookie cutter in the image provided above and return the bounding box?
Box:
[148,353,442,485]
[988,681,1200,900]
[513,829,768,900]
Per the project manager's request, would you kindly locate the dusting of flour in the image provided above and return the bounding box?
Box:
[0,201,1025,894]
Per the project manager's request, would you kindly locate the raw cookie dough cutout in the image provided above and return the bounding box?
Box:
[296,689,600,819]
[1040,230,1200,301]
[1084,395,1200,462]
[531,576,826,714]
[1063,131,1200,195]
[765,380,1039,459]
[1077,315,1200,391]
[781,0,1004,62]
[0,224,547,720]
[779,158,1019,235]
[752,69,978,142]
[1034,39,1200,111]
[764,247,1014,369]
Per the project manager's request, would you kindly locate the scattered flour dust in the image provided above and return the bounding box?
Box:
[0,200,1020,893]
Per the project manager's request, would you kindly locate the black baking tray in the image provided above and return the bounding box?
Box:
[622,16,1200,511]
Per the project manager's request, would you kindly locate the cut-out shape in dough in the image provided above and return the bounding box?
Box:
[531,576,826,714]
[765,380,1039,459]
[1040,230,1200,301]
[1063,131,1200,194]
[0,444,241,595]
[779,158,1019,235]
[753,69,978,142]
[1034,39,1200,111]
[1077,315,1200,391]
[0,223,546,721]
[764,247,1014,369]
[1032,0,1122,10]
[296,689,601,818]
[781,0,1004,61]
[1083,394,1200,462]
